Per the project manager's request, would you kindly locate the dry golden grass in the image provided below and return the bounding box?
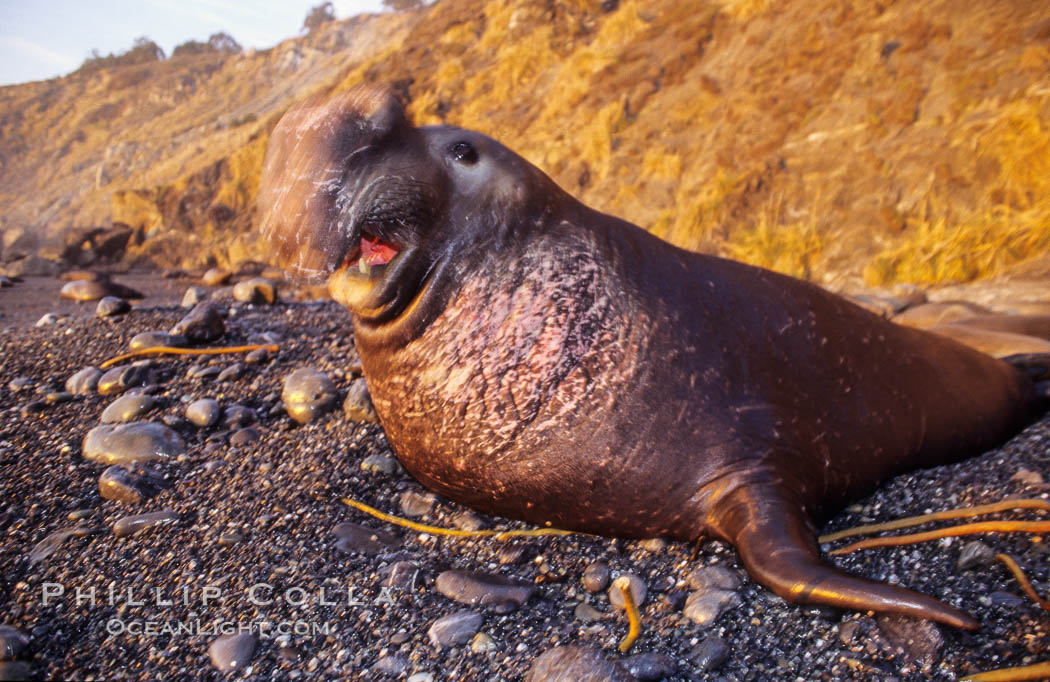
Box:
[725,195,824,280]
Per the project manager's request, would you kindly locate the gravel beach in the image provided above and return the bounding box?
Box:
[0,275,1047,681]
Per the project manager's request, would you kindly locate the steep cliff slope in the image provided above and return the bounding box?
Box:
[2,0,1049,285]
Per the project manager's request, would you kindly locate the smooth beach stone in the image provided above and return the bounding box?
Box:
[682,588,741,627]
[113,510,178,537]
[201,268,232,286]
[181,286,209,308]
[100,395,155,423]
[82,422,184,465]
[608,573,647,610]
[170,302,224,343]
[97,364,154,395]
[229,427,260,447]
[129,331,185,351]
[581,561,610,593]
[525,646,633,682]
[35,313,60,327]
[232,277,276,304]
[435,570,535,610]
[64,367,101,392]
[60,279,141,302]
[96,296,130,317]
[98,465,166,505]
[343,378,378,423]
[208,632,257,672]
[185,399,221,427]
[282,368,337,424]
[427,610,482,648]
[28,526,99,564]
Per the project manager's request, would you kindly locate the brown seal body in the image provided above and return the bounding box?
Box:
[258,86,1045,630]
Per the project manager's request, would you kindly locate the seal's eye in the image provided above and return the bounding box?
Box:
[449,141,478,165]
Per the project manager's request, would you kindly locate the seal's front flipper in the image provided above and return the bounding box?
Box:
[709,486,980,630]
[1003,352,1050,401]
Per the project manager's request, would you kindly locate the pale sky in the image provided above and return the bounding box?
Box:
[0,0,387,87]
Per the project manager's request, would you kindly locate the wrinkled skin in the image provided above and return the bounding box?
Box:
[258,85,1045,630]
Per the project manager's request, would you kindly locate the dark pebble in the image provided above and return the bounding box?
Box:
[685,564,742,592]
[97,364,154,396]
[28,526,99,564]
[399,490,436,517]
[380,561,421,589]
[623,651,677,681]
[217,363,243,382]
[186,398,221,427]
[95,296,130,317]
[223,405,256,429]
[689,636,730,673]
[282,367,337,423]
[170,302,225,343]
[957,540,996,570]
[100,395,155,423]
[373,653,410,676]
[0,661,34,681]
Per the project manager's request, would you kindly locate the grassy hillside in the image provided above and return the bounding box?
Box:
[2,0,1049,286]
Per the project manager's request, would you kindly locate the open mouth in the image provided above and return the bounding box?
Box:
[341,232,400,276]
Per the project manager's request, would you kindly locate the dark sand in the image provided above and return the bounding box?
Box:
[0,280,1046,681]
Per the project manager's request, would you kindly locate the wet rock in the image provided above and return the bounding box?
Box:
[100,395,155,423]
[332,522,400,555]
[97,364,154,395]
[129,331,185,351]
[435,570,535,610]
[45,391,73,404]
[28,526,99,564]
[65,366,102,395]
[282,367,337,423]
[399,490,436,517]
[361,454,402,476]
[428,610,482,647]
[186,398,221,427]
[98,465,166,505]
[229,427,260,446]
[233,277,277,304]
[623,652,676,681]
[113,510,179,537]
[208,632,257,672]
[60,279,142,301]
[989,590,1026,608]
[451,511,483,531]
[35,313,60,327]
[96,296,130,317]
[343,378,378,423]
[170,302,224,343]
[0,625,29,660]
[685,564,742,592]
[525,646,633,682]
[608,573,647,610]
[689,636,730,673]
[202,268,232,286]
[188,365,222,380]
[876,614,945,666]
[374,653,410,676]
[181,286,209,308]
[581,561,610,593]
[957,540,996,570]
[682,589,741,627]
[245,347,270,364]
[82,422,184,464]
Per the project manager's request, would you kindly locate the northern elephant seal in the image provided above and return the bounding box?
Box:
[258,86,1047,630]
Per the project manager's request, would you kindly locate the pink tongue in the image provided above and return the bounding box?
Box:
[360,237,398,266]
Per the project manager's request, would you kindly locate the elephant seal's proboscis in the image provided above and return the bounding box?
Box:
[257,85,1049,630]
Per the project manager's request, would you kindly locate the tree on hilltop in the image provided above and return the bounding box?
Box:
[302,2,336,33]
[383,0,424,9]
